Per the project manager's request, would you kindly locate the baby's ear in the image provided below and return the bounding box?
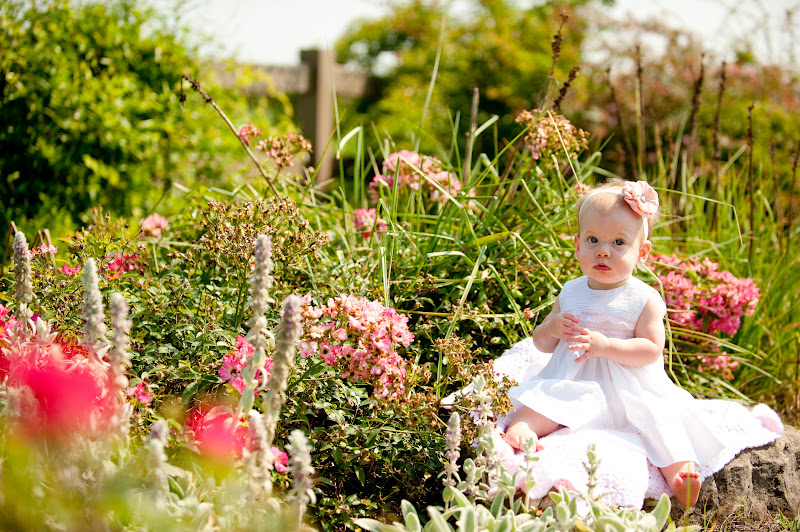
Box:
[638,240,652,264]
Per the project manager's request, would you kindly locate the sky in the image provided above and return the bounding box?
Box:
[166,0,800,69]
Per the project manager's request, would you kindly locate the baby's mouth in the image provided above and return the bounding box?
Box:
[594,264,611,271]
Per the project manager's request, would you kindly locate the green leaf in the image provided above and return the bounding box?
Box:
[490,491,506,518]
[353,518,403,532]
[401,500,422,532]
[182,379,199,402]
[355,465,366,486]
[651,493,671,530]
[425,507,453,532]
[332,447,343,465]
[464,232,512,248]
[456,506,479,532]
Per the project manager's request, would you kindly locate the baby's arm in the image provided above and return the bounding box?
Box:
[570,293,665,367]
[531,298,582,353]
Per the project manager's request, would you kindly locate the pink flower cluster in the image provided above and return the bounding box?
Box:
[514,109,589,165]
[219,335,272,393]
[368,150,470,204]
[650,254,760,338]
[105,252,143,279]
[127,382,154,405]
[139,213,169,239]
[255,133,313,169]
[298,294,414,397]
[237,123,262,145]
[353,208,388,238]
[698,354,740,381]
[29,244,58,257]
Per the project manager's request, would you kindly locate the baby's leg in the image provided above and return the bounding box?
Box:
[502,406,559,451]
[660,461,701,508]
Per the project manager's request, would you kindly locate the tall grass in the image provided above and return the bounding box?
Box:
[286,41,800,417]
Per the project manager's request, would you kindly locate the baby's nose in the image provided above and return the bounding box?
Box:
[595,245,610,257]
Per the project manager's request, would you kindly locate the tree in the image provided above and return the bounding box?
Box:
[334,0,593,159]
[0,0,297,238]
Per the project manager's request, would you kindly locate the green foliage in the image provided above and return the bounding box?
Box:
[0,428,311,531]
[11,194,328,403]
[0,0,298,238]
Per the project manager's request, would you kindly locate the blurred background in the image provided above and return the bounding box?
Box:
[2,0,799,239]
[162,0,799,68]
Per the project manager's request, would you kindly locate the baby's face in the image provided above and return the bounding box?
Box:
[575,204,651,290]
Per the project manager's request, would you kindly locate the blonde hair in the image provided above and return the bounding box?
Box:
[575,178,662,239]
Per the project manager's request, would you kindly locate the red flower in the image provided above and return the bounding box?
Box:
[5,341,113,439]
[185,405,248,462]
[60,264,81,276]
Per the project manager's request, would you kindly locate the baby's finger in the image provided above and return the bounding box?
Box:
[563,312,580,324]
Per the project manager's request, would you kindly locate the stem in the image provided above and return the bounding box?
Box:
[788,134,799,247]
[463,86,479,183]
[684,53,705,181]
[608,68,637,180]
[746,103,755,267]
[181,74,280,197]
[634,45,645,180]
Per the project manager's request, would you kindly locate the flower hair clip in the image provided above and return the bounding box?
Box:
[621,181,659,217]
[621,181,658,236]
[578,180,659,237]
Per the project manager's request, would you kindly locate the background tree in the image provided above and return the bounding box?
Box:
[334,0,597,158]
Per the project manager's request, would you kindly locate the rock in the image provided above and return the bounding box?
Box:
[666,425,800,526]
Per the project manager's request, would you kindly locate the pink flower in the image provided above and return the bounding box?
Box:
[650,253,760,340]
[353,208,388,238]
[60,264,82,276]
[319,342,337,365]
[237,123,262,145]
[106,253,143,276]
[368,150,468,205]
[621,180,659,217]
[298,294,414,397]
[271,446,288,472]
[140,213,169,239]
[127,382,154,405]
[698,354,740,380]
[219,335,271,393]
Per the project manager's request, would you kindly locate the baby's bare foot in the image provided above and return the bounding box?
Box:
[502,422,543,451]
[671,463,701,508]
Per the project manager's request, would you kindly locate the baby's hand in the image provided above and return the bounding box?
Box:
[547,312,582,341]
[569,330,611,362]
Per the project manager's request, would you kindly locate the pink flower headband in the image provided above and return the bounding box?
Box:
[579,180,659,236]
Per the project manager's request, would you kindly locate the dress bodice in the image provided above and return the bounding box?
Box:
[558,276,664,340]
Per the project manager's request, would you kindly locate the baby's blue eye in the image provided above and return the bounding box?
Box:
[614,238,625,245]
[588,236,598,243]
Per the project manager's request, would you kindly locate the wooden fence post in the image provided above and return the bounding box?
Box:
[297,49,335,185]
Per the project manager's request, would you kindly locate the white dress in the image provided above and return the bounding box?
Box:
[444,274,783,507]
[508,275,730,467]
